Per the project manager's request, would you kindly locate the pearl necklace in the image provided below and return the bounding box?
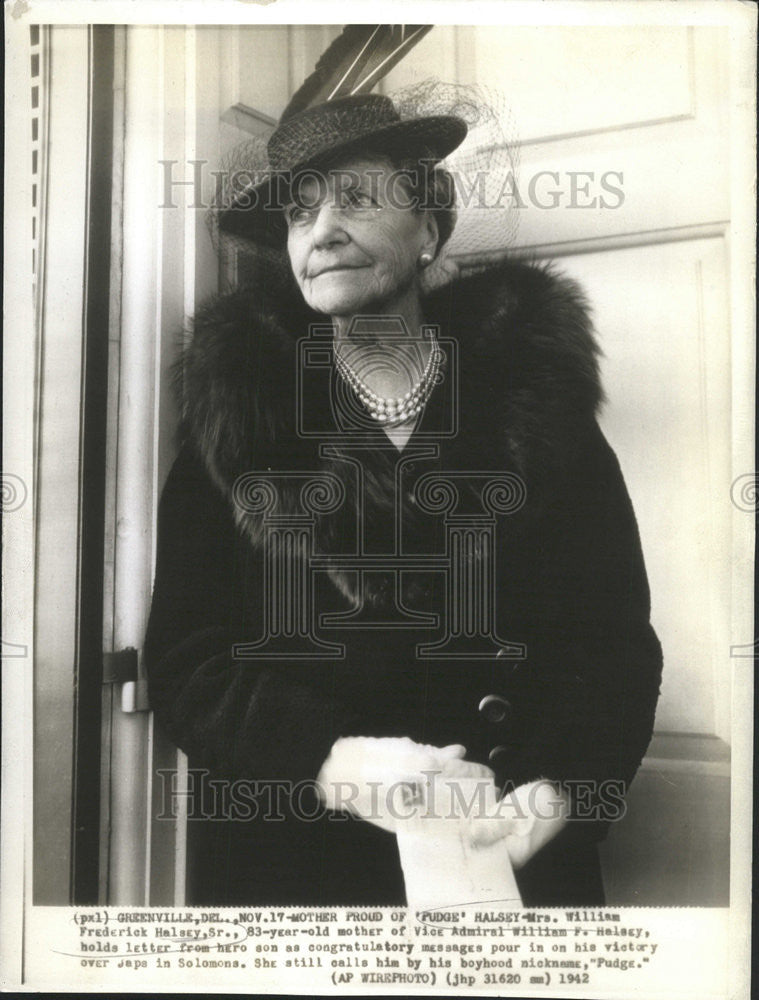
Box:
[334,339,442,426]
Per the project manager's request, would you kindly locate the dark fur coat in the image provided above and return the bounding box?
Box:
[144,260,662,907]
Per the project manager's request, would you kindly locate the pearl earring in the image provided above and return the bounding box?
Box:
[419,252,433,268]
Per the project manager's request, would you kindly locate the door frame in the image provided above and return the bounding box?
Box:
[102,24,224,906]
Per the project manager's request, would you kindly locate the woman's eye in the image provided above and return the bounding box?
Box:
[286,204,314,225]
[344,190,378,211]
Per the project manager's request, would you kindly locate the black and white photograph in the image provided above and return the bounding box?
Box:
[2,1,755,995]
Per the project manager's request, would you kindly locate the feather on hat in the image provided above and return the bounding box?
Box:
[218,25,468,246]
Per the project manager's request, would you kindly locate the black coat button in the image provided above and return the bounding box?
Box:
[488,745,510,763]
[478,694,512,723]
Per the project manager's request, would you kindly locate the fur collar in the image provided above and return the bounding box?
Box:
[175,259,602,587]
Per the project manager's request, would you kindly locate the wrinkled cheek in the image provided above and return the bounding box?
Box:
[376,248,404,288]
[383,260,414,297]
[293,266,310,300]
[389,238,418,284]
[384,237,409,269]
[285,241,304,281]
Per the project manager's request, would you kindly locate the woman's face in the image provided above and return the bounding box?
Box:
[285,155,438,318]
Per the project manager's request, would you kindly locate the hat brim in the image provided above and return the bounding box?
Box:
[218,114,467,247]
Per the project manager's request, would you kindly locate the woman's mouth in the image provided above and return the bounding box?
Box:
[310,264,367,278]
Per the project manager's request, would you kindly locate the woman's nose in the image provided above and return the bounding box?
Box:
[311,202,349,248]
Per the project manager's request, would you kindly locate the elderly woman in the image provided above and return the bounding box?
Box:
[144,92,662,906]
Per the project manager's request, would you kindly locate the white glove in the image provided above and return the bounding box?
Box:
[465,779,570,868]
[315,736,492,834]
